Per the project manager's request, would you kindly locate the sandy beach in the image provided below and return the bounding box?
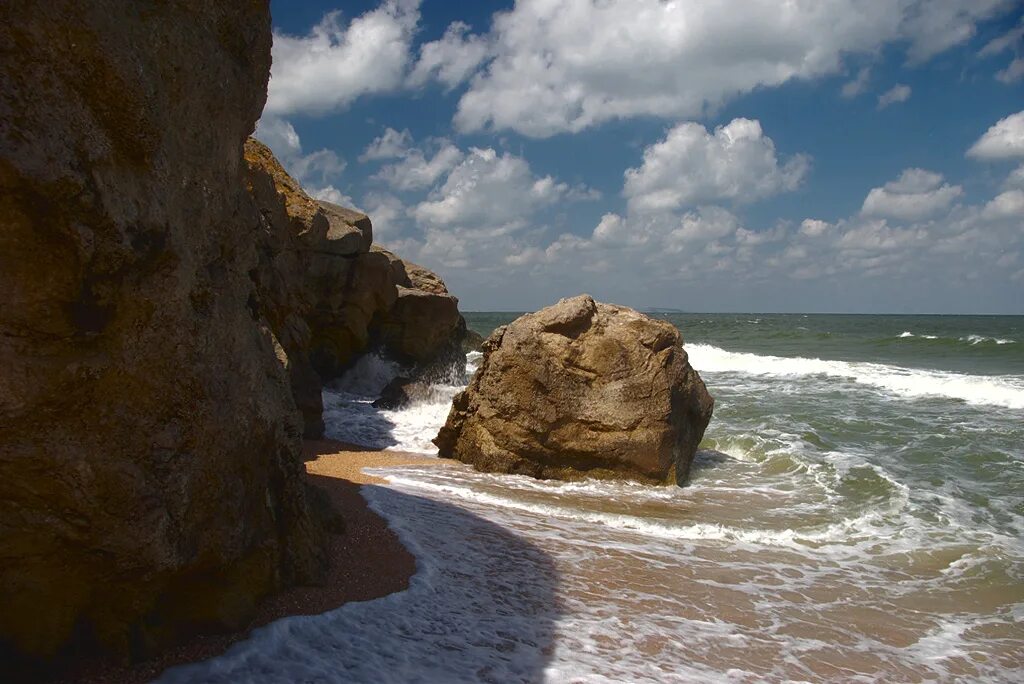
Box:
[58,441,443,684]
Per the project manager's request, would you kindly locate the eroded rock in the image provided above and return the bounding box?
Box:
[435,295,714,485]
[244,145,468,428]
[0,0,324,671]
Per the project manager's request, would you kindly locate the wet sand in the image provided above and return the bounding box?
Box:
[58,440,444,684]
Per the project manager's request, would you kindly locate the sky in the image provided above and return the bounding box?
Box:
[259,0,1024,313]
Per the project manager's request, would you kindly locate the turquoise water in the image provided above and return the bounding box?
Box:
[164,313,1024,682]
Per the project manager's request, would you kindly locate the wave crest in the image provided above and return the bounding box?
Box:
[687,344,1024,409]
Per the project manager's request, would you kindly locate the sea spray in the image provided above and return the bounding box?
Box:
[163,313,1024,682]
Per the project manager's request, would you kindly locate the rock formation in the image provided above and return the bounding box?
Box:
[244,139,466,435]
[435,295,714,485]
[0,0,326,674]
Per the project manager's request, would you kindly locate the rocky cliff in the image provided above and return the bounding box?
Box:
[435,295,715,485]
[244,138,466,436]
[0,0,327,674]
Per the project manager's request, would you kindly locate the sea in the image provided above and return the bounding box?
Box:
[161,313,1024,683]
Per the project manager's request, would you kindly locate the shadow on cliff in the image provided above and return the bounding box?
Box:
[157,480,562,684]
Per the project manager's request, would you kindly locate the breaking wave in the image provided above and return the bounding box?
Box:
[687,343,1024,409]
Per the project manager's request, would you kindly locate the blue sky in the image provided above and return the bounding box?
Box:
[260,0,1024,313]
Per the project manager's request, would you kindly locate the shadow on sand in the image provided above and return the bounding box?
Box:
[158,480,562,683]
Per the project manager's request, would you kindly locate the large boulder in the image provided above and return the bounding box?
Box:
[0,0,325,673]
[435,295,714,485]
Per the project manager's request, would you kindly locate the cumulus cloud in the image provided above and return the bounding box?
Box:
[978,18,1024,57]
[496,188,1022,308]
[996,57,1024,84]
[451,0,1011,137]
[841,67,872,98]
[877,84,912,109]
[967,111,1024,160]
[982,189,1024,219]
[976,17,1022,84]
[311,186,358,208]
[254,116,347,197]
[360,128,414,161]
[360,193,407,238]
[412,148,575,231]
[373,140,465,191]
[623,119,810,213]
[408,21,490,89]
[861,169,963,220]
[265,1,420,117]
[1004,164,1024,189]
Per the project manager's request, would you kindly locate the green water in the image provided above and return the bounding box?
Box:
[175,313,1024,680]
[459,311,1024,676]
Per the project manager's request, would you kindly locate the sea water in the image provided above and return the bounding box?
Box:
[161,314,1024,683]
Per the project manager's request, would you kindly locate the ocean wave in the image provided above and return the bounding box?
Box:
[687,344,1024,409]
[380,471,897,550]
[961,334,1016,345]
[895,331,1015,344]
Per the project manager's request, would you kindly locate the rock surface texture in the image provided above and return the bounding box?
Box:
[435,295,714,485]
[244,139,466,435]
[0,0,326,674]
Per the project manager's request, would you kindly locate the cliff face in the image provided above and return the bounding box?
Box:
[244,139,466,436]
[0,0,325,672]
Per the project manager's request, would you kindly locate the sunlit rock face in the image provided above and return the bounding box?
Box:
[435,295,714,485]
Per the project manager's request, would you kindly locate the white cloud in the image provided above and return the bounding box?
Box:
[841,67,872,98]
[452,0,1011,137]
[311,185,357,208]
[979,18,1024,57]
[861,169,963,220]
[877,84,912,109]
[373,141,465,191]
[412,147,573,231]
[800,219,832,237]
[289,149,347,188]
[360,193,407,238]
[899,0,1011,63]
[977,17,1023,84]
[982,189,1024,219]
[265,1,420,117]
[254,116,347,197]
[1004,164,1024,190]
[588,206,742,251]
[408,21,490,89]
[360,128,414,161]
[996,57,1024,84]
[967,111,1024,160]
[623,119,809,213]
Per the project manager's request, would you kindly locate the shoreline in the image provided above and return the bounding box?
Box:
[60,440,445,684]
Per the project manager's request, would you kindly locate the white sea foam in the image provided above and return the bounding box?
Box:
[162,336,1023,683]
[687,343,1024,409]
[158,462,1023,683]
[897,330,939,339]
[381,470,903,551]
[961,334,1016,345]
[321,352,475,453]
